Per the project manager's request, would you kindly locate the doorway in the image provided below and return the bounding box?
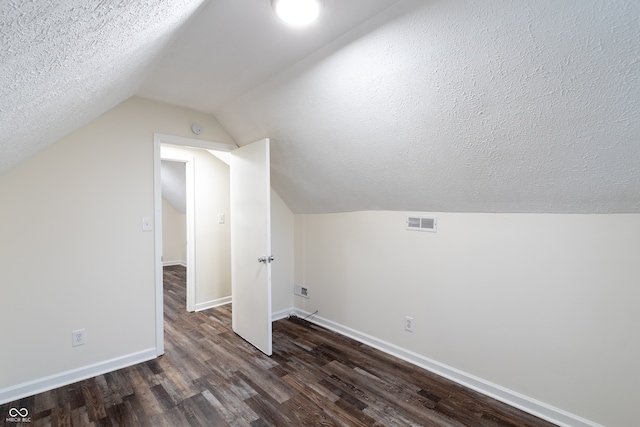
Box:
[153,134,276,357]
[160,143,235,313]
[153,134,238,355]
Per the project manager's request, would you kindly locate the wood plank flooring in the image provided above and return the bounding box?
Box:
[0,266,558,426]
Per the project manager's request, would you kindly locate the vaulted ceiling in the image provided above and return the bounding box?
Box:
[2,0,639,214]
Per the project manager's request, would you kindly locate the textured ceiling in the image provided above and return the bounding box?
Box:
[214,0,640,213]
[2,0,639,214]
[0,0,207,174]
[137,0,401,113]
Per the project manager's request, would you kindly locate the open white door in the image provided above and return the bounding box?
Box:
[230,138,272,356]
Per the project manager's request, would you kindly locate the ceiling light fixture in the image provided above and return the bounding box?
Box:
[271,0,322,27]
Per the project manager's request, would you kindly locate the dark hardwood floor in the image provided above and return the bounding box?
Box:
[0,266,557,426]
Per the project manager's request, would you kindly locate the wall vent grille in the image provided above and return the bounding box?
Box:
[406,215,437,232]
[294,284,310,298]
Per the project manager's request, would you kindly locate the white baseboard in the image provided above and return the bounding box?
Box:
[163,260,186,267]
[291,309,602,427]
[272,308,295,322]
[0,348,157,405]
[1,310,600,427]
[195,296,232,312]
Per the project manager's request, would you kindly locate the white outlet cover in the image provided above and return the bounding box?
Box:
[72,329,86,346]
[404,316,414,332]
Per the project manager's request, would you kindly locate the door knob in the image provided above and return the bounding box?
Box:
[258,256,275,263]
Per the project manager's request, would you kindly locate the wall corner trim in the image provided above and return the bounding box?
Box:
[272,308,295,322]
[292,309,603,427]
[195,296,232,312]
[0,348,157,405]
[162,260,187,267]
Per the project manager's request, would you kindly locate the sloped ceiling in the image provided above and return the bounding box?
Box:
[0,0,208,174]
[214,0,640,214]
[2,0,639,214]
[137,0,401,111]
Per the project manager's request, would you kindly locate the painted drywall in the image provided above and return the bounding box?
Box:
[191,150,231,304]
[294,211,640,427]
[0,96,235,396]
[161,144,232,305]
[162,196,187,265]
[161,160,187,214]
[271,189,295,315]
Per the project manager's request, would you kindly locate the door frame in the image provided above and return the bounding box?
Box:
[153,133,238,356]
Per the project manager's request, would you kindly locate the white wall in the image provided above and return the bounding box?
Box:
[271,189,294,316]
[193,150,231,304]
[0,96,235,400]
[294,211,640,427]
[162,196,186,265]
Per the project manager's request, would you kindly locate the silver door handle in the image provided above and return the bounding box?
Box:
[258,256,275,263]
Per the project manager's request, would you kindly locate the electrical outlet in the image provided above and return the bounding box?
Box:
[404,316,414,332]
[142,217,153,231]
[72,329,86,347]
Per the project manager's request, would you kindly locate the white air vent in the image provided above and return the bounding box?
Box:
[294,284,310,298]
[406,215,437,232]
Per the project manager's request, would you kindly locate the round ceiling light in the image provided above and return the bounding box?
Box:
[272,0,322,27]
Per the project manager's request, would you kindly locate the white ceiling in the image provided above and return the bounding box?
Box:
[137,0,402,112]
[2,0,639,214]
